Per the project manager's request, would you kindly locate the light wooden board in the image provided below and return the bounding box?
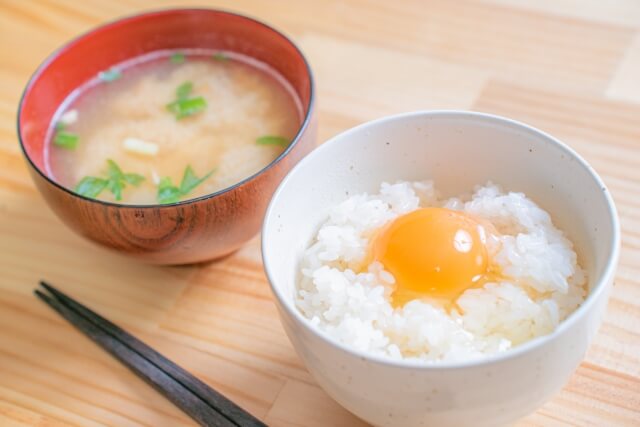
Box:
[0,0,639,425]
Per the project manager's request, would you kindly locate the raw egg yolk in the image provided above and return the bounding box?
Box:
[371,207,494,306]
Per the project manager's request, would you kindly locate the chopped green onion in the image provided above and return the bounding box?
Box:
[256,135,289,147]
[106,159,125,200]
[74,159,144,201]
[75,176,108,198]
[157,177,182,204]
[124,173,145,186]
[213,52,228,62]
[180,165,214,195]
[176,81,193,100]
[105,159,145,200]
[170,52,185,64]
[107,159,123,179]
[107,179,123,200]
[98,68,121,82]
[167,81,207,120]
[55,122,66,131]
[166,96,207,120]
[157,165,215,204]
[54,131,79,149]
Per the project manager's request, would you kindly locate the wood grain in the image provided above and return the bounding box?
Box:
[0,0,639,426]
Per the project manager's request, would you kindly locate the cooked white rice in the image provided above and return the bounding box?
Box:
[296,181,587,363]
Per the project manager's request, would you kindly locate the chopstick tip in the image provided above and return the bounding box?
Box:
[34,289,51,303]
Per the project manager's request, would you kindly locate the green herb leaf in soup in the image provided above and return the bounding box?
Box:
[167,96,207,120]
[167,81,207,120]
[176,81,193,100]
[98,68,122,82]
[170,52,185,64]
[180,165,215,195]
[124,173,145,186]
[75,176,108,198]
[74,159,144,201]
[54,131,79,149]
[107,179,124,201]
[157,177,182,204]
[256,135,289,147]
[213,52,228,62]
[104,159,145,201]
[157,165,215,204]
[106,159,124,180]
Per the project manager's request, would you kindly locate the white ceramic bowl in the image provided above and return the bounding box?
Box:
[262,111,620,427]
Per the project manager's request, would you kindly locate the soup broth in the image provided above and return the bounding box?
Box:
[48,50,302,205]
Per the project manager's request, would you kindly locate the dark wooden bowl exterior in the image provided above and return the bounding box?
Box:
[18,9,316,264]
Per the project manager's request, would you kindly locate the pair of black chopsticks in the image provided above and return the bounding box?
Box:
[35,281,266,427]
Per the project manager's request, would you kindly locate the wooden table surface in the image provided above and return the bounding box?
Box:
[1,1,639,426]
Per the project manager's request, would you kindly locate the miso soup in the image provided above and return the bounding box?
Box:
[48,49,302,205]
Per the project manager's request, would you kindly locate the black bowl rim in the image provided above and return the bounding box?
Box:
[16,7,315,209]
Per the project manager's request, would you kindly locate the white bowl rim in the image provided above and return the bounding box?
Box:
[262,110,621,370]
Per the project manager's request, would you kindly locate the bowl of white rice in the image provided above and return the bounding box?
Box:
[262,111,619,427]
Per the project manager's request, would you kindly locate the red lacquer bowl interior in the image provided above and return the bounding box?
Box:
[19,8,313,197]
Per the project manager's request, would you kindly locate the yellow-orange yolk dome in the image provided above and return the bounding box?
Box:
[372,207,494,305]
